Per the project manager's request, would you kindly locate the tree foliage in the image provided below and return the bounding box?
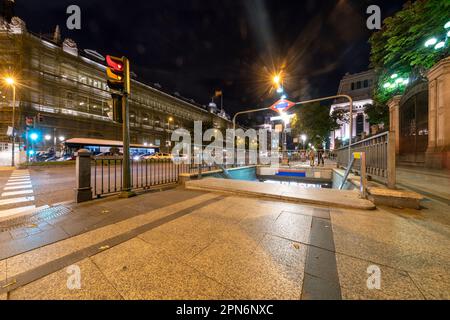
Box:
[364,103,389,127]
[291,103,341,147]
[369,0,449,106]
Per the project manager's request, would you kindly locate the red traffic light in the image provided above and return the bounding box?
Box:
[105,55,130,95]
[106,55,124,72]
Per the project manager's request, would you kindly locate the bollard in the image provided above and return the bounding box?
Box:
[74,149,93,203]
[360,152,368,199]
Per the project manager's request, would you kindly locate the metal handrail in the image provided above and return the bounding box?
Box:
[335,131,389,151]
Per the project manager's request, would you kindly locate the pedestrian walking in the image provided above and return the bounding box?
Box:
[317,147,325,167]
[309,149,315,167]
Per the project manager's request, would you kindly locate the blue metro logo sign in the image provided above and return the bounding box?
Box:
[270,99,296,113]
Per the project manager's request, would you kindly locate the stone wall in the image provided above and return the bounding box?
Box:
[426,56,450,169]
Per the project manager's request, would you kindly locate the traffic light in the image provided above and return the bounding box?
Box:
[111,94,123,124]
[106,55,130,95]
[37,113,44,123]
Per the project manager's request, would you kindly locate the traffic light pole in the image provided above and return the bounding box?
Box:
[10,85,16,167]
[120,94,136,198]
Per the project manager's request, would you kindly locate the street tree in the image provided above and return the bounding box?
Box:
[291,103,341,147]
[369,0,449,110]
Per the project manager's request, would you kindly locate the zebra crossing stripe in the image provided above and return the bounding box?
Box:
[0,171,37,220]
[4,185,33,191]
[0,205,37,218]
[0,196,35,206]
[1,190,34,197]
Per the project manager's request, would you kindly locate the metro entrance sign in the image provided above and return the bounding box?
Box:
[270,99,296,113]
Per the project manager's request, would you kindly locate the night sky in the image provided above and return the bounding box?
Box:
[15,0,405,116]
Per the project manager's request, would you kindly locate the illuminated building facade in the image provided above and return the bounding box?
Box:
[0,15,231,156]
[329,70,377,149]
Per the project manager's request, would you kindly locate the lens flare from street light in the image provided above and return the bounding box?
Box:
[424,38,438,48]
[30,133,38,141]
[5,77,15,85]
[273,74,281,85]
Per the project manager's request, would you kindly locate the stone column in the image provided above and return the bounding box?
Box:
[74,149,93,203]
[387,95,402,156]
[426,56,450,169]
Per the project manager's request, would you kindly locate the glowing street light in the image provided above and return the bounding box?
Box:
[424,38,438,48]
[435,41,446,50]
[273,74,281,86]
[30,133,39,141]
[5,77,15,85]
[59,136,65,142]
[45,134,52,141]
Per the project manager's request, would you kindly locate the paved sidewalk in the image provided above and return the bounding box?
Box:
[396,166,450,203]
[0,185,449,300]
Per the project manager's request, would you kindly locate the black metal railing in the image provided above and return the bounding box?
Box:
[91,156,241,198]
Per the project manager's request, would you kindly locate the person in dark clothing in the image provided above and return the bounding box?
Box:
[317,147,325,167]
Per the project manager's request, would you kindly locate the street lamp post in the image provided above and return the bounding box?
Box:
[5,77,16,167]
[233,94,354,163]
[301,134,307,150]
[167,117,173,152]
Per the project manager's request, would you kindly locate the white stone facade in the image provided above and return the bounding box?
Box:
[330,70,377,150]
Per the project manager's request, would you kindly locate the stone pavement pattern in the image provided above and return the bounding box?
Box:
[396,166,450,203]
[0,186,449,300]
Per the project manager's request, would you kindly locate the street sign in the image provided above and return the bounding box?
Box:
[270,99,296,113]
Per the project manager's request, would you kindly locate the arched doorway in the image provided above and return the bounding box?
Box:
[399,81,429,165]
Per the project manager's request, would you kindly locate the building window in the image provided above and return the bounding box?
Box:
[130,111,137,126]
[142,113,151,126]
[356,113,365,136]
[351,83,355,90]
[356,81,362,89]
[364,80,369,88]
[78,96,88,113]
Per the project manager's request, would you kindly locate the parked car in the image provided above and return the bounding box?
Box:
[144,153,173,160]
[133,153,155,161]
